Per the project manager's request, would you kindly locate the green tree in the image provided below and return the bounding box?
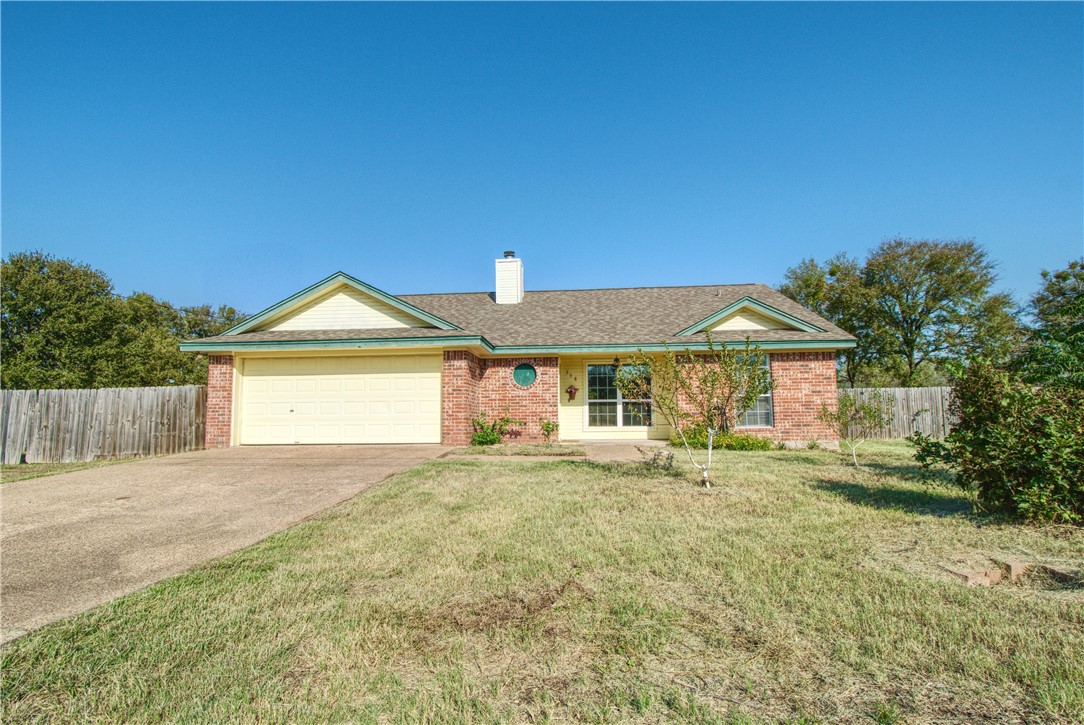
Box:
[1,251,124,389]
[780,238,1020,387]
[863,238,1019,385]
[818,389,892,467]
[2,251,242,389]
[779,253,880,387]
[1016,259,1083,388]
[614,334,773,487]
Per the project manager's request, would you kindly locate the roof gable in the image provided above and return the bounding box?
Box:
[222,272,460,335]
[675,297,824,336]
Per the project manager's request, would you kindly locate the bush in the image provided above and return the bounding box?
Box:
[539,419,559,443]
[909,361,1083,524]
[669,425,773,451]
[470,412,523,446]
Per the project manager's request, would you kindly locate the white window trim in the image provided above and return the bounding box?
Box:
[583,361,653,429]
[736,354,774,429]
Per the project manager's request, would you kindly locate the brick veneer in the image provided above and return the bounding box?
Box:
[765,351,838,442]
[205,355,234,448]
[672,350,838,444]
[441,351,559,445]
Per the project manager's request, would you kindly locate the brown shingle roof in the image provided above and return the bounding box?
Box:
[189,283,854,348]
[396,284,854,346]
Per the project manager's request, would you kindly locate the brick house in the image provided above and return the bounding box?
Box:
[180,253,855,447]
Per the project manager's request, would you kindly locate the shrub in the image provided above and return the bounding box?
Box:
[909,361,1083,524]
[539,419,559,443]
[470,412,523,446]
[669,425,773,451]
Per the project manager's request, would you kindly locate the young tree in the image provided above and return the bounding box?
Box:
[818,389,892,467]
[615,334,773,487]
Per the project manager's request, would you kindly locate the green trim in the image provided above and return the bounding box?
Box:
[179,335,488,352]
[493,340,855,353]
[675,297,823,336]
[180,336,855,354]
[221,271,461,335]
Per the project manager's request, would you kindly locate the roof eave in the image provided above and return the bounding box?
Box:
[220,272,462,335]
[180,337,856,354]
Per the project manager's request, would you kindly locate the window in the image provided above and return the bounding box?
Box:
[737,355,773,427]
[586,363,651,427]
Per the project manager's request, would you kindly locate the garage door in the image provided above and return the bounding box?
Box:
[239,355,441,444]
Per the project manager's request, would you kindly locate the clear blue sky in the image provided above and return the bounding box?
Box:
[3,2,1082,314]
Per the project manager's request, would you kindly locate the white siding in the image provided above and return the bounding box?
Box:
[264,286,428,331]
[495,258,524,304]
[712,308,793,331]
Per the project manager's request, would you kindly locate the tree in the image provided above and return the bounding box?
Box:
[1,251,124,389]
[1,251,242,389]
[863,238,1019,386]
[614,334,773,487]
[818,390,891,466]
[779,253,880,387]
[780,238,1020,387]
[1015,259,1083,388]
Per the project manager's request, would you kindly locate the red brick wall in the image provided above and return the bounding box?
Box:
[671,351,838,444]
[766,351,838,442]
[442,351,483,446]
[206,355,235,448]
[441,352,559,445]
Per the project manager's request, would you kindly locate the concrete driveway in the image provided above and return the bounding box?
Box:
[0,445,444,644]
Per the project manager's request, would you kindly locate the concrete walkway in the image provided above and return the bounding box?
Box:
[0,445,443,644]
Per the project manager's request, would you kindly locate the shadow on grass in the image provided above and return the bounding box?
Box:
[813,479,973,518]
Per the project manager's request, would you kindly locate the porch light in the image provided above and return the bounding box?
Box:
[566,385,579,402]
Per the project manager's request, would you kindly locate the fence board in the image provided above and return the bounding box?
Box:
[0,386,207,464]
[841,386,954,439]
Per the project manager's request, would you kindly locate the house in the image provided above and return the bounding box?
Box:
[179,253,856,447]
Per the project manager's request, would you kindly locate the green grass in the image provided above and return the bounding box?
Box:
[451,442,587,457]
[1,457,140,484]
[3,443,1082,723]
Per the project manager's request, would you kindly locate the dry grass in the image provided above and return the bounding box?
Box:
[2,443,1082,723]
[451,442,587,457]
[1,457,139,484]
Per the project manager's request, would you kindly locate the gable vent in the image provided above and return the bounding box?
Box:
[495,251,524,304]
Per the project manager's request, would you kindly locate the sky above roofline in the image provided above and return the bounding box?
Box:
[3,3,1081,314]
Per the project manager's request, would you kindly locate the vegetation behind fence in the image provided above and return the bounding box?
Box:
[842,386,953,439]
[1,386,206,464]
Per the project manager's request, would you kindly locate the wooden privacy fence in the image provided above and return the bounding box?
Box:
[1,386,206,464]
[842,386,953,439]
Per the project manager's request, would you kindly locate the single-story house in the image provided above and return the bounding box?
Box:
[180,253,856,447]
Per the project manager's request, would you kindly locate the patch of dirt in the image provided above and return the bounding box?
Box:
[431,578,592,633]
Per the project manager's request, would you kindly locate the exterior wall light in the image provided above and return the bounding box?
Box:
[566,385,579,402]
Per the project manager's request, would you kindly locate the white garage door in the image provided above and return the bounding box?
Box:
[239,355,441,444]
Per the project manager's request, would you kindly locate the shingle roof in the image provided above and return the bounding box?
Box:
[188,283,854,349]
[396,284,854,346]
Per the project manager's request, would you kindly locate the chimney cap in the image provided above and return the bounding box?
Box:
[503,250,516,258]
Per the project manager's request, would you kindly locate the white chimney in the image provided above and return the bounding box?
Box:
[495,250,524,304]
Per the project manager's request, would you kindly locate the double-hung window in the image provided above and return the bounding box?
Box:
[737,355,773,427]
[586,363,651,427]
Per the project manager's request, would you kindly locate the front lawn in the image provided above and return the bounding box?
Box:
[2,444,1081,722]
